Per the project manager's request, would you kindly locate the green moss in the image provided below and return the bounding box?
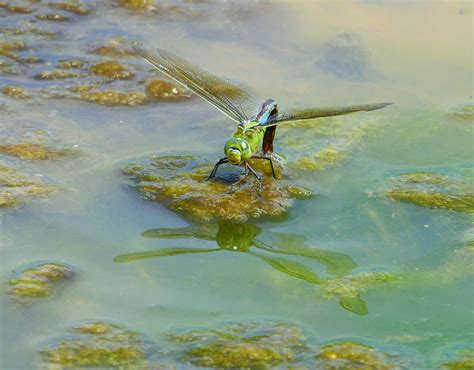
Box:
[90,61,134,80]
[145,79,189,101]
[6,263,73,303]
[125,155,314,223]
[0,143,74,160]
[40,321,152,368]
[316,341,396,369]
[170,321,306,368]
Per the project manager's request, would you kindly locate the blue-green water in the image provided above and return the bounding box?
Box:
[1,1,472,368]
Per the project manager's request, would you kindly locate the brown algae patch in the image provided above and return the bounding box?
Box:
[90,60,134,80]
[0,163,55,209]
[315,341,398,369]
[0,143,74,160]
[169,321,307,368]
[385,170,474,213]
[145,79,189,101]
[123,155,315,223]
[6,262,73,304]
[40,321,155,368]
[1,85,30,99]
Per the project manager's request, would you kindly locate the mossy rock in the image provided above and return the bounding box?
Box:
[169,321,306,368]
[1,85,30,99]
[78,89,148,106]
[34,70,83,80]
[385,170,474,213]
[90,60,135,80]
[47,2,91,15]
[315,341,396,369]
[36,12,70,22]
[118,0,156,10]
[6,262,73,304]
[0,143,75,160]
[124,155,315,223]
[40,321,155,368]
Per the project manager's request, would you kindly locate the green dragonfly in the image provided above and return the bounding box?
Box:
[133,44,391,183]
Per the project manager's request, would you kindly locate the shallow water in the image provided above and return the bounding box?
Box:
[1,1,473,368]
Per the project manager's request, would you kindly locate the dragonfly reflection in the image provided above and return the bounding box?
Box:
[114,221,370,315]
[133,44,392,185]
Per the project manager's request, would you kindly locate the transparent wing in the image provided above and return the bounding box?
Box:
[260,102,392,127]
[133,44,256,124]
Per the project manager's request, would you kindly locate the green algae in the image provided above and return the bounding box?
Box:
[124,155,314,223]
[442,349,474,370]
[145,79,189,101]
[34,70,83,80]
[315,341,397,369]
[169,321,306,368]
[57,59,85,69]
[0,163,56,209]
[385,170,474,213]
[118,0,157,11]
[6,263,73,304]
[90,60,135,80]
[78,88,148,106]
[36,12,70,22]
[450,104,474,121]
[40,321,154,369]
[0,143,74,160]
[46,1,91,16]
[321,272,399,316]
[1,85,30,99]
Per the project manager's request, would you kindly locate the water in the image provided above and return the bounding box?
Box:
[1,1,472,368]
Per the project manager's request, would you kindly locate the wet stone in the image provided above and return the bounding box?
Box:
[169,321,307,368]
[6,262,73,304]
[385,170,474,213]
[124,155,315,223]
[40,321,157,368]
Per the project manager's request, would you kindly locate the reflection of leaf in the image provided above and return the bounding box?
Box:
[141,225,217,240]
[114,247,221,263]
[254,233,357,276]
[250,251,321,284]
[339,295,368,316]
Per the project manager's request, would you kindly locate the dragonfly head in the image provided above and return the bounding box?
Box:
[224,137,251,165]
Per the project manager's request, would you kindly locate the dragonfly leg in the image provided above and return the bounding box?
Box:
[229,164,249,192]
[207,157,228,180]
[251,155,277,179]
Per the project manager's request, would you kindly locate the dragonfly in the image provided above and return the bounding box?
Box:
[133,44,392,184]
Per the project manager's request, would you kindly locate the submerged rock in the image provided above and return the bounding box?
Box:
[169,321,306,368]
[0,163,55,209]
[6,262,73,304]
[315,341,398,369]
[118,0,157,11]
[385,170,474,213]
[0,143,74,160]
[77,88,148,106]
[1,85,30,99]
[40,321,156,368]
[123,155,314,223]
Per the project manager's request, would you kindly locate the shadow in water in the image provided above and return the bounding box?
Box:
[114,221,371,315]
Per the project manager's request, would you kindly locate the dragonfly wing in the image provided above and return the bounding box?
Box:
[133,44,256,124]
[261,102,392,127]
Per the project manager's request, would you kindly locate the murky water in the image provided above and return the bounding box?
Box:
[1,1,472,368]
